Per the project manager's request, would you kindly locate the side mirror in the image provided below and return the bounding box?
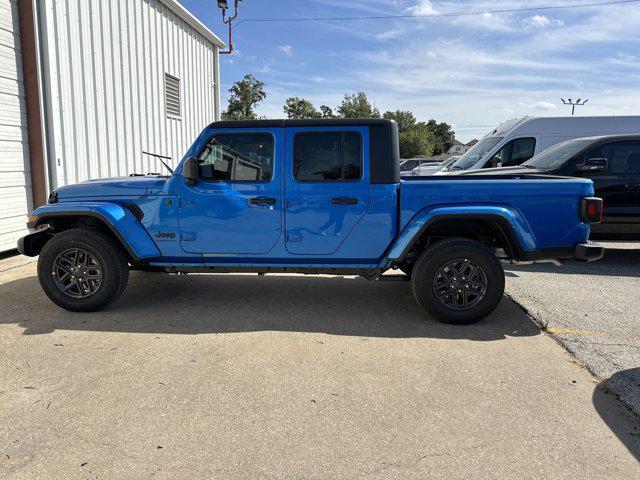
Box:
[183,157,200,185]
[576,158,607,173]
[487,156,502,169]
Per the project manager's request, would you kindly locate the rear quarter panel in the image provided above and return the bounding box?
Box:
[400,177,594,249]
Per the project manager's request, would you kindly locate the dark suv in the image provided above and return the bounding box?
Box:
[461,135,640,240]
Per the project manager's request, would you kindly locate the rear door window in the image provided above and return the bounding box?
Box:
[293,132,362,181]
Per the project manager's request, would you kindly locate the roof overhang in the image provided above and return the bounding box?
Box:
[159,0,226,49]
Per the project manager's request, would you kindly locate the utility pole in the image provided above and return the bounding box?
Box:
[561,98,589,116]
[217,0,243,55]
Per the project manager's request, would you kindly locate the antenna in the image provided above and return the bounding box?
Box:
[561,98,589,116]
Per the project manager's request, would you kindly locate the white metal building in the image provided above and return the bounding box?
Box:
[0,0,32,252]
[0,0,224,253]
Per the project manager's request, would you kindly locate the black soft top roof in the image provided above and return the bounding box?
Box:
[206,118,396,129]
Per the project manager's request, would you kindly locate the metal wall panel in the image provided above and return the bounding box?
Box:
[0,0,32,252]
[38,0,221,187]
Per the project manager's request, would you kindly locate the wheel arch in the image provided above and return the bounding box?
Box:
[385,207,537,266]
[21,203,161,261]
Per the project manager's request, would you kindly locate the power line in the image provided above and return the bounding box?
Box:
[235,0,640,25]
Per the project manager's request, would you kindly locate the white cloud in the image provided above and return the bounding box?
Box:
[529,15,550,27]
[518,101,557,110]
[376,28,405,40]
[526,15,564,28]
[535,101,557,111]
[405,0,437,15]
[278,44,293,56]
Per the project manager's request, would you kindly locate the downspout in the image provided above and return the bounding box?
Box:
[17,0,48,207]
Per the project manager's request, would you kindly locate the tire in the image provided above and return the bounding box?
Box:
[411,238,504,324]
[37,228,130,312]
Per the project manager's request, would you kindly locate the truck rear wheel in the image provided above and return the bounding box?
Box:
[411,238,504,324]
[37,228,129,312]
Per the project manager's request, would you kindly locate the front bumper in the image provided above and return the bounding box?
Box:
[573,242,604,262]
[17,227,53,257]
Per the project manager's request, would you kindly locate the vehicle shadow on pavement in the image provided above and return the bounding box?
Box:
[505,248,640,278]
[593,368,640,462]
[0,272,541,341]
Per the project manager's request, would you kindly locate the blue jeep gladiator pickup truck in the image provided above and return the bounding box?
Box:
[19,119,604,324]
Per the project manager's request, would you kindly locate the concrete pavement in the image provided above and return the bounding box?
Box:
[0,262,638,479]
[505,242,640,417]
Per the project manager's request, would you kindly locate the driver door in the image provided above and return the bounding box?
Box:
[178,128,283,255]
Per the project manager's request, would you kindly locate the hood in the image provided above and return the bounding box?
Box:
[55,176,169,200]
[411,165,444,176]
[458,166,545,176]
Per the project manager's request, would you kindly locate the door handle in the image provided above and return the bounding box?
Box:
[331,197,358,205]
[624,184,640,190]
[249,197,276,205]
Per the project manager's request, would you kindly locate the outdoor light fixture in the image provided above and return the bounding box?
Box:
[217,0,242,55]
[218,0,241,23]
[561,98,589,116]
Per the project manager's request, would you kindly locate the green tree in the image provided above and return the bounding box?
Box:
[383,110,417,132]
[284,97,321,119]
[425,119,455,155]
[319,105,336,119]
[383,110,435,158]
[336,92,381,118]
[399,123,435,158]
[222,74,266,120]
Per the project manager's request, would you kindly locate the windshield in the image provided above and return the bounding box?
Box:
[442,157,458,168]
[447,137,503,171]
[523,138,593,170]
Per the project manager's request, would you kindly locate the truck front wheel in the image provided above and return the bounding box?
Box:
[411,238,505,324]
[37,228,130,312]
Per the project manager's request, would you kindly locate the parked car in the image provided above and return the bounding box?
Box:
[438,116,640,174]
[19,119,603,324]
[411,156,459,176]
[459,135,640,240]
[400,157,438,173]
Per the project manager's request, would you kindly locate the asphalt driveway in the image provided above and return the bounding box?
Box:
[505,242,640,417]
[1,261,639,479]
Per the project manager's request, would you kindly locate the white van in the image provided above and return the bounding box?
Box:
[437,116,640,174]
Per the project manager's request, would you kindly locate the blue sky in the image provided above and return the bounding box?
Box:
[180,0,640,142]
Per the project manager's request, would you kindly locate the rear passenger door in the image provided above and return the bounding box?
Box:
[284,127,370,255]
[576,140,640,225]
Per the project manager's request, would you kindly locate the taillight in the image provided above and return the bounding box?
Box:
[581,197,603,224]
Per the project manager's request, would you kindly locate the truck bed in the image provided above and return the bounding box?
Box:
[400,175,594,250]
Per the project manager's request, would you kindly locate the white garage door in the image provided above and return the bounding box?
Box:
[0,0,32,253]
